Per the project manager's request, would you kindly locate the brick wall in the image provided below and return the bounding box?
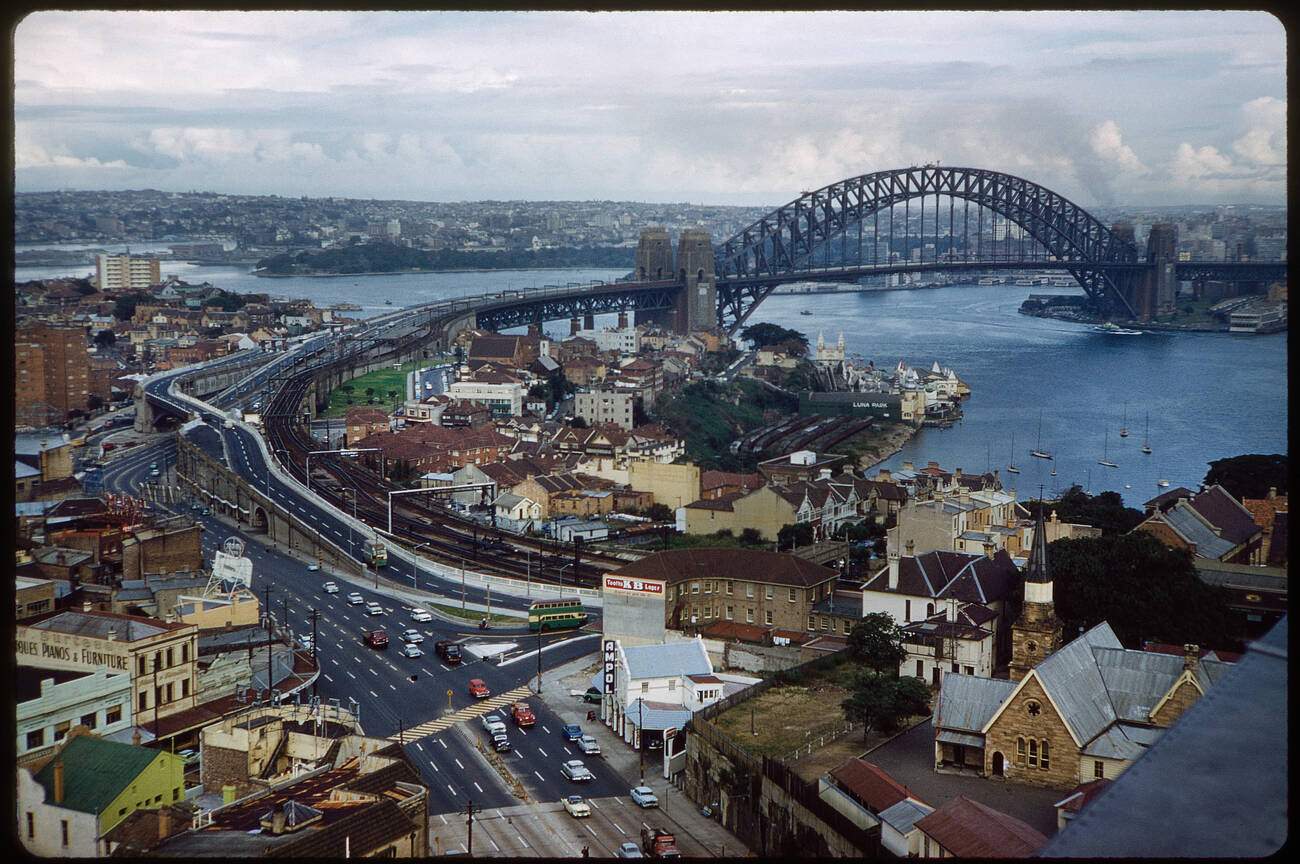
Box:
[1151,676,1203,727]
[200,743,250,796]
[122,525,203,579]
[983,675,1081,790]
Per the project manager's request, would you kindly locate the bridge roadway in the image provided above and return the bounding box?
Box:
[102,435,634,818]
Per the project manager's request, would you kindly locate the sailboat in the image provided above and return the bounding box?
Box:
[1141,412,1152,455]
[1157,478,1171,487]
[1119,403,1129,438]
[1007,431,1021,474]
[1098,427,1118,468]
[1030,410,1052,459]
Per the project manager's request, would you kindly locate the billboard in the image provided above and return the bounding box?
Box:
[603,639,617,694]
[601,573,666,647]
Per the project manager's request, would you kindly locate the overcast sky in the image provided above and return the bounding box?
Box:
[13,10,1287,207]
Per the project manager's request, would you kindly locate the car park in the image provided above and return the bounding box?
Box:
[468,679,490,698]
[561,760,593,781]
[563,795,591,818]
[616,841,644,858]
[347,593,365,605]
[630,786,659,808]
[323,582,339,594]
[400,643,423,658]
[561,724,583,741]
[578,735,601,755]
[400,629,424,643]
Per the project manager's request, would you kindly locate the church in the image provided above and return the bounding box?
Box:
[931,509,1236,790]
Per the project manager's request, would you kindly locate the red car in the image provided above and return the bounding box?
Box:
[511,702,536,727]
[468,679,490,699]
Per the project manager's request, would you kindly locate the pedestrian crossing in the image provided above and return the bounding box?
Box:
[391,685,534,743]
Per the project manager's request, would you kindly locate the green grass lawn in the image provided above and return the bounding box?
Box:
[426,602,523,623]
[321,357,453,418]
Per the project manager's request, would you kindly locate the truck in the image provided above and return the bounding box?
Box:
[364,630,389,649]
[640,828,680,859]
[435,640,463,666]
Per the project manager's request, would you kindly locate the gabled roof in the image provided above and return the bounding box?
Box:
[614,548,838,588]
[622,638,711,681]
[829,759,915,813]
[1160,505,1237,559]
[34,736,172,816]
[915,796,1047,857]
[862,549,1020,604]
[1023,621,1123,745]
[1143,486,1194,511]
[1091,646,1184,722]
[878,798,934,836]
[1187,484,1260,545]
[935,674,1017,734]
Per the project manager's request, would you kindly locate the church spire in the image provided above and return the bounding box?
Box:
[1026,500,1051,584]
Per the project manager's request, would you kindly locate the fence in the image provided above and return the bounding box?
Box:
[783,722,859,763]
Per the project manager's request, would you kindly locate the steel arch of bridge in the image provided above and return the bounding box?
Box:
[714,165,1141,331]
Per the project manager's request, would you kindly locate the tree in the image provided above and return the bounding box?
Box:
[741,322,809,354]
[841,671,931,741]
[364,387,375,401]
[1050,532,1242,651]
[112,291,150,321]
[848,612,907,673]
[1024,486,1144,536]
[739,527,764,546]
[777,522,814,551]
[1204,454,1288,500]
[93,329,116,348]
[643,503,673,522]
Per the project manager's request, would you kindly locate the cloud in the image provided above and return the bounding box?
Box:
[1232,96,1285,165]
[16,138,127,170]
[1089,120,1148,174]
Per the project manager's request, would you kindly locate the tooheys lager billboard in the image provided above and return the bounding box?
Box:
[600,574,666,646]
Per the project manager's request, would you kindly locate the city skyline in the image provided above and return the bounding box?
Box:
[14,10,1286,207]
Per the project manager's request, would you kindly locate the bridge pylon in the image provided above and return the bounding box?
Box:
[677,228,717,334]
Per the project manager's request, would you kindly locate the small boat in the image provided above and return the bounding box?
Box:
[1050,457,1057,477]
[1141,412,1152,455]
[384,299,394,305]
[1098,427,1118,468]
[1007,431,1021,474]
[1119,402,1129,438]
[1092,321,1143,335]
[1157,478,1171,488]
[800,310,814,316]
[1030,410,1052,459]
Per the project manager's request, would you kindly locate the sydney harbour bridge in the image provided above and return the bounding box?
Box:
[473,165,1286,335]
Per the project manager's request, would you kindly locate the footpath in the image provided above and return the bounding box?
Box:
[536,654,753,857]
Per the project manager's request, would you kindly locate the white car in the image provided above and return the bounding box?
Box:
[366,604,384,616]
[629,786,658,808]
[616,841,644,858]
[323,582,339,594]
[400,643,424,658]
[410,610,433,623]
[563,795,591,818]
[481,714,507,736]
[307,562,320,572]
[347,593,365,605]
[401,629,424,643]
[561,760,594,782]
[578,735,601,755]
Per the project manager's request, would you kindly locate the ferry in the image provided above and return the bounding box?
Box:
[977,277,1003,285]
[1092,322,1143,335]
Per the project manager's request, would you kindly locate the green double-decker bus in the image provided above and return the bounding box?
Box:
[528,599,588,632]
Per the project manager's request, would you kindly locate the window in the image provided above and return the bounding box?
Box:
[138,656,146,675]
[745,584,754,599]
[668,679,676,691]
[1094,760,1105,779]
[964,666,974,676]
[54,721,70,742]
[927,602,935,617]
[139,691,148,711]
[1025,700,1041,718]
[80,712,97,730]
[725,606,733,620]
[726,581,733,595]
[1027,738,1038,767]
[181,643,189,664]
[165,682,174,703]
[916,660,924,678]
[765,610,773,625]
[951,662,959,673]
[26,729,44,750]
[166,647,175,668]
[61,820,69,848]
[764,586,774,601]
[746,608,754,623]
[808,616,816,631]
[173,788,180,802]
[821,618,830,631]
[641,682,649,694]
[1016,737,1026,766]
[106,704,122,724]
[704,581,712,594]
[904,600,911,621]
[154,794,162,803]
[691,582,699,594]
[181,679,190,698]
[788,588,797,603]
[120,808,127,816]
[1040,739,1050,770]
[843,620,852,635]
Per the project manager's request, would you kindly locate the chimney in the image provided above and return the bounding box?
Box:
[1183,643,1200,672]
[132,729,142,746]
[82,601,92,612]
[887,546,900,591]
[1268,486,1277,500]
[878,468,891,482]
[902,461,914,472]
[818,468,832,481]
[158,808,171,840]
[904,539,915,558]
[983,541,996,560]
[271,808,286,836]
[53,760,65,805]
[107,628,117,641]
[57,552,67,566]
[955,467,963,480]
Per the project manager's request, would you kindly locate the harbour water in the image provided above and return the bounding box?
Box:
[16,252,1286,506]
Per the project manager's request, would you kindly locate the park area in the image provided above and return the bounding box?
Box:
[320,358,446,418]
[708,657,931,781]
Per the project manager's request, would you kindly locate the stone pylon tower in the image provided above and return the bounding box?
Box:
[634,227,676,331]
[675,229,717,333]
[1009,507,1063,681]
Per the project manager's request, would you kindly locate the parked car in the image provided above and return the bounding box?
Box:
[411,609,433,623]
[630,786,659,808]
[468,678,490,699]
[323,582,339,594]
[561,724,583,742]
[400,643,423,658]
[347,593,365,605]
[583,687,603,704]
[616,841,644,858]
[176,748,200,767]
[563,795,591,818]
[561,760,593,781]
[364,630,388,649]
[578,735,601,755]
[401,629,424,643]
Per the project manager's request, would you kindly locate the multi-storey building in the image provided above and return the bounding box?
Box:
[16,325,90,425]
[574,389,635,431]
[95,254,161,292]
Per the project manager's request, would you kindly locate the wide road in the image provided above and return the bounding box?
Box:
[102,437,629,819]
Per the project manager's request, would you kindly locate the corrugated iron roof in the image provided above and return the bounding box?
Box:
[1031,622,1122,744]
[1091,646,1181,722]
[626,698,692,731]
[936,674,1017,734]
[623,639,711,681]
[1162,505,1236,559]
[878,799,934,835]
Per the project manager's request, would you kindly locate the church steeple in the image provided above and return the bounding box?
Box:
[1009,500,1062,681]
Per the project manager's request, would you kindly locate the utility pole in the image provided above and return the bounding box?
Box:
[536,630,543,694]
[262,586,274,701]
[485,584,491,624]
[460,559,466,610]
[309,608,320,697]
[638,698,645,784]
[465,800,477,856]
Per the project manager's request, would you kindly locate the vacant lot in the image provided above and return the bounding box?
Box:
[321,358,451,418]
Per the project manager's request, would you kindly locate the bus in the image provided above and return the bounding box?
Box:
[528,599,588,632]
[365,540,388,569]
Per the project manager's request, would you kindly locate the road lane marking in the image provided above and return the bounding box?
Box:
[430,761,440,772]
[585,825,598,838]
[537,747,548,757]
[454,759,464,770]
[534,771,545,782]
[439,815,447,825]
[614,823,625,835]
[369,668,378,676]
[330,658,339,666]
[389,684,397,691]
[322,673,333,683]
[415,742,423,752]
[448,785,457,796]
[542,726,551,734]
[439,739,448,749]
[347,671,357,680]
[474,782,484,793]
[369,690,379,698]
[518,835,529,849]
